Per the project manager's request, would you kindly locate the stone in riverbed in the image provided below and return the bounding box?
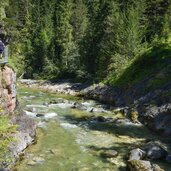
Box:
[91,116,112,123]
[27,160,37,166]
[127,160,153,171]
[50,149,62,156]
[127,160,164,171]
[141,142,167,160]
[32,156,45,163]
[129,148,146,160]
[43,102,49,106]
[100,150,118,158]
[36,114,45,118]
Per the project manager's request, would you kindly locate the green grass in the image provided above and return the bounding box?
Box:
[109,43,171,88]
[0,114,17,166]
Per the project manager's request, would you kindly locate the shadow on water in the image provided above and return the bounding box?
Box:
[63,114,170,143]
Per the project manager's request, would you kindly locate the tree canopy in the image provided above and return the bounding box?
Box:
[0,0,170,82]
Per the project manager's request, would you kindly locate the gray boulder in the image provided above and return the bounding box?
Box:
[129,148,146,160]
[141,142,167,160]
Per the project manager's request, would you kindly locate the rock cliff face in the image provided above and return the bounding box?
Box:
[0,65,36,168]
[0,65,17,112]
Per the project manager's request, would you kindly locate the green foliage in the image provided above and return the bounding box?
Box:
[1,0,171,83]
[0,113,17,166]
[98,0,147,81]
[109,43,171,87]
[145,0,170,41]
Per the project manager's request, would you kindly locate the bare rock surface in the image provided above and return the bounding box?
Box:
[0,65,17,112]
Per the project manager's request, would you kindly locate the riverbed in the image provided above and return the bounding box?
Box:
[15,86,171,171]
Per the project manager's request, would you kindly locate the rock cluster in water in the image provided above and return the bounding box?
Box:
[127,142,169,171]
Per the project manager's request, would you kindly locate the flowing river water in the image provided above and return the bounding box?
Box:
[16,86,171,171]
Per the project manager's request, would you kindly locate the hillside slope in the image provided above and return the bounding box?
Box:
[81,43,171,135]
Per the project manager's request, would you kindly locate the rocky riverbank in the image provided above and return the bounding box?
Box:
[19,79,171,136]
[0,66,36,170]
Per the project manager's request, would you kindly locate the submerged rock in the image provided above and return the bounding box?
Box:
[33,157,45,163]
[50,149,62,156]
[90,116,113,123]
[100,150,118,158]
[27,160,37,166]
[71,102,88,110]
[36,114,45,117]
[26,156,45,166]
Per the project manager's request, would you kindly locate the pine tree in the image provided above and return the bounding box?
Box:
[98,0,147,81]
[145,0,170,41]
[70,0,88,78]
[81,0,111,77]
[54,0,75,74]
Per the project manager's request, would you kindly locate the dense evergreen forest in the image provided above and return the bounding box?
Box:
[0,0,171,83]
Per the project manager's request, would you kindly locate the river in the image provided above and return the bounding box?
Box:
[15,86,171,171]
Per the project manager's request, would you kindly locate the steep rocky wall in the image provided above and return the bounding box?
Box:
[0,65,17,112]
[0,66,36,169]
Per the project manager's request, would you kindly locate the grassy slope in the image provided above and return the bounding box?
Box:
[111,43,171,92]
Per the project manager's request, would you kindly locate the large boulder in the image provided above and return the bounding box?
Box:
[141,142,167,160]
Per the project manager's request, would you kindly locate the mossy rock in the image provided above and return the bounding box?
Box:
[127,160,153,171]
[127,160,164,171]
[100,150,118,158]
[130,111,138,123]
